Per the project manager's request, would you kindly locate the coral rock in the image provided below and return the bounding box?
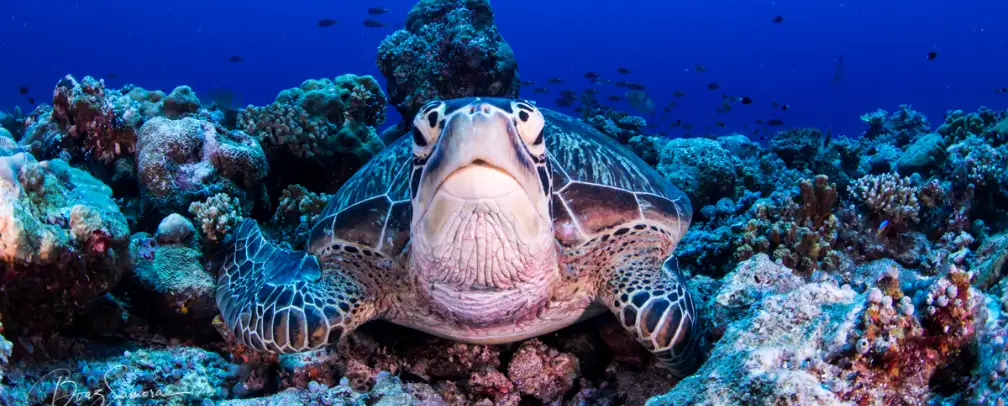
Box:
[0,153,129,335]
[155,212,197,246]
[506,339,579,403]
[137,116,266,223]
[377,0,519,122]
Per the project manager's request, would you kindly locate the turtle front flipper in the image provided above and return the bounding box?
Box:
[599,255,701,376]
[216,219,381,353]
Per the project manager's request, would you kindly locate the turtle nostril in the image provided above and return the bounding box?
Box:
[469,105,477,114]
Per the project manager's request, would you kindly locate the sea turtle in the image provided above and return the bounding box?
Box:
[216,97,701,375]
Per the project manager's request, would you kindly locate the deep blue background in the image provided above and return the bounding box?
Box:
[1,0,1005,138]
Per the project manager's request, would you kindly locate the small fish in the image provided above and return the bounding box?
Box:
[584,72,601,80]
[694,65,708,73]
[28,97,35,105]
[363,19,386,28]
[781,104,789,111]
[229,55,243,62]
[722,101,733,112]
[663,106,672,113]
[627,83,646,90]
[707,82,720,90]
[318,19,338,27]
[368,7,389,15]
[607,95,621,101]
[583,88,598,95]
[615,81,629,88]
[772,15,784,23]
[756,119,765,125]
[666,101,677,108]
[533,87,549,93]
[560,89,576,96]
[107,72,118,79]
[740,96,753,104]
[520,80,536,86]
[997,88,1008,93]
[771,101,780,107]
[670,121,681,128]
[716,107,724,114]
[683,123,693,130]
[767,118,784,126]
[548,77,564,84]
[927,51,938,60]
[617,67,632,74]
[716,121,726,128]
[18,86,28,95]
[625,90,655,115]
[556,98,574,107]
[877,220,890,237]
[672,90,686,98]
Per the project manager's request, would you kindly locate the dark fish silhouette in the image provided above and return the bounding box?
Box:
[997,88,1008,93]
[716,121,726,128]
[368,7,389,15]
[617,67,631,74]
[607,95,622,101]
[583,89,598,95]
[772,15,784,23]
[767,118,784,126]
[363,19,386,28]
[533,87,549,93]
[672,90,686,98]
[18,86,28,95]
[694,65,708,73]
[556,98,573,107]
[740,96,752,104]
[318,19,338,27]
[771,101,780,107]
[722,101,733,112]
[707,82,720,90]
[229,55,243,62]
[832,53,845,85]
[927,51,938,60]
[548,77,564,84]
[28,97,35,105]
[625,90,655,115]
[716,107,724,114]
[663,106,672,113]
[756,119,765,124]
[520,80,535,86]
[584,72,601,80]
[627,83,646,90]
[781,104,789,111]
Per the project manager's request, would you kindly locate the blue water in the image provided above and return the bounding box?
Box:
[1,0,1005,138]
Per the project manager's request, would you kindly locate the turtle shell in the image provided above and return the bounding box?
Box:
[307,108,692,257]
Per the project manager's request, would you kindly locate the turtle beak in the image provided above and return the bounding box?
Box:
[416,101,547,216]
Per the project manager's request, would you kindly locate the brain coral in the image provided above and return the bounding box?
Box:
[136,116,267,223]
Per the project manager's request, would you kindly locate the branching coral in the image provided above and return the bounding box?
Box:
[735,175,842,275]
[189,193,242,242]
[945,135,1005,189]
[275,184,330,225]
[849,173,921,226]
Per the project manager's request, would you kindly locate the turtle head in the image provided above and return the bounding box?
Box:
[409,98,552,242]
[407,98,558,316]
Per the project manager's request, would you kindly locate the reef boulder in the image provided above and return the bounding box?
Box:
[0,152,129,335]
[136,116,267,224]
[377,0,519,126]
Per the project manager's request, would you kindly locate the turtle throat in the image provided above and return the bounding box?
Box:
[410,173,558,326]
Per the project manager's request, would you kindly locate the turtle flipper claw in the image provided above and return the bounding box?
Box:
[600,255,701,377]
[216,219,378,353]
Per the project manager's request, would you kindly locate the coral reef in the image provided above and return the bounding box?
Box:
[236,75,385,193]
[849,172,921,226]
[655,137,739,209]
[0,152,129,335]
[137,116,267,223]
[189,192,242,242]
[377,0,519,123]
[734,175,842,275]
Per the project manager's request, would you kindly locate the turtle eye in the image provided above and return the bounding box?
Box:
[412,101,446,155]
[512,100,545,147]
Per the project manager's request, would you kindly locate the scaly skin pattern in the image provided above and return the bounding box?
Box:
[214,98,701,377]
